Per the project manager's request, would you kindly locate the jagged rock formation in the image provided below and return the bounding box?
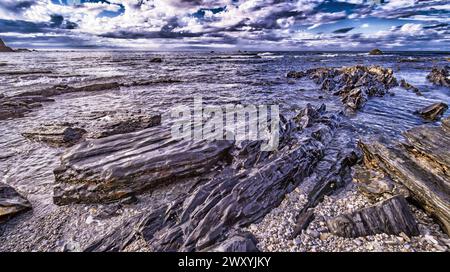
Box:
[427,67,450,87]
[0,38,32,53]
[326,195,419,237]
[287,65,398,110]
[359,117,450,235]
[400,79,422,96]
[290,127,358,238]
[0,183,31,223]
[369,48,383,55]
[415,102,448,121]
[0,38,14,52]
[75,104,358,251]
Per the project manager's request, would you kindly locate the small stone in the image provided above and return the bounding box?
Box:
[354,238,363,246]
[399,232,411,242]
[307,229,320,239]
[85,215,94,225]
[320,233,331,241]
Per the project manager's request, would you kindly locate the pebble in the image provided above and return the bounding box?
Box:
[247,184,450,252]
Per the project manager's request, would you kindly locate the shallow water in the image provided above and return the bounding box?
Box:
[0,51,449,250]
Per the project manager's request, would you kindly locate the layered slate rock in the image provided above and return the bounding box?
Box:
[287,65,398,110]
[0,82,120,121]
[86,113,161,139]
[359,116,450,235]
[22,113,161,147]
[427,67,450,87]
[83,104,358,251]
[415,102,448,121]
[400,79,422,96]
[0,95,54,120]
[22,124,87,147]
[54,128,233,204]
[0,183,32,222]
[326,195,419,237]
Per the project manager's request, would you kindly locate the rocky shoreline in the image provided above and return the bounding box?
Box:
[0,60,449,252]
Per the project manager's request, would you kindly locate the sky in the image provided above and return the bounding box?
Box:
[0,0,449,51]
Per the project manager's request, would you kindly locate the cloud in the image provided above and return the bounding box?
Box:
[0,0,448,50]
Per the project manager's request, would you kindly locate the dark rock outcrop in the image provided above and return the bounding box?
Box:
[0,183,32,223]
[53,129,234,204]
[17,82,120,98]
[0,38,14,53]
[79,104,356,251]
[0,82,121,121]
[0,95,55,120]
[427,67,450,87]
[149,57,163,63]
[369,48,383,55]
[415,102,448,121]
[22,124,87,147]
[0,38,31,53]
[400,79,422,96]
[287,65,398,110]
[359,117,450,235]
[22,113,161,147]
[88,113,161,138]
[287,71,307,79]
[326,195,419,237]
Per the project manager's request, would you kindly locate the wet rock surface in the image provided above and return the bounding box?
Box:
[0,82,121,121]
[22,112,162,147]
[359,117,450,235]
[287,65,398,110]
[0,95,55,120]
[82,104,355,251]
[22,124,87,147]
[415,102,448,121]
[326,195,419,238]
[84,112,161,139]
[0,183,31,223]
[426,67,450,87]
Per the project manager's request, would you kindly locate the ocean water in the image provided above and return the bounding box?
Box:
[0,51,449,242]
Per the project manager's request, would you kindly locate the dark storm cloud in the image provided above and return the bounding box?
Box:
[100,30,203,39]
[333,27,354,34]
[0,0,35,14]
[0,15,77,34]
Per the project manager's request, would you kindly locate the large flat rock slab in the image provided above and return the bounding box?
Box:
[359,116,450,235]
